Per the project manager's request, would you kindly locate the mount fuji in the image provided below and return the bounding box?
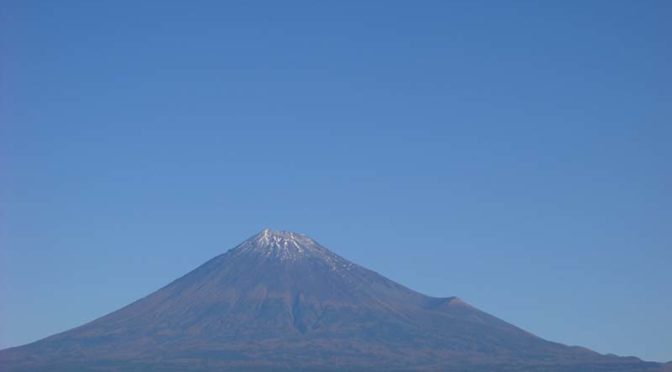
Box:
[0,229,662,371]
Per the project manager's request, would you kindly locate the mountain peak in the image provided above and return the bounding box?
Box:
[258,227,302,240]
[235,228,328,262]
[255,228,312,247]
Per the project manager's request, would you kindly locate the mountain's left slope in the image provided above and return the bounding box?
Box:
[0,229,662,371]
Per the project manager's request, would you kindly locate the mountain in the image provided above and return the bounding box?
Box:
[0,229,662,371]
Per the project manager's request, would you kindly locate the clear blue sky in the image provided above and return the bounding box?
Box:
[1,0,670,363]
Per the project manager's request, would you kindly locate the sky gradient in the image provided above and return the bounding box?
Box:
[1,0,671,362]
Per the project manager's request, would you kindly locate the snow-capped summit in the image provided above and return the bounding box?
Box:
[254,228,313,248]
[233,228,336,263]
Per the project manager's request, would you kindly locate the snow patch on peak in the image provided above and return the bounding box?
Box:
[235,228,331,262]
[254,228,314,248]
